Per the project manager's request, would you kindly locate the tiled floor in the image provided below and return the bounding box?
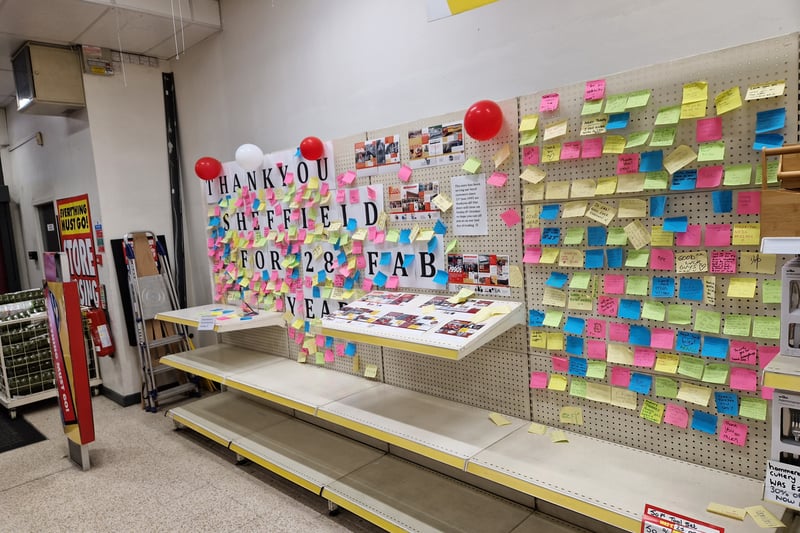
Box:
[1,394,383,533]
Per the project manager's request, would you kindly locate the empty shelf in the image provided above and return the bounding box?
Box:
[160,343,283,382]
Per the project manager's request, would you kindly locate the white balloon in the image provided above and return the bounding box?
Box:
[235,143,264,171]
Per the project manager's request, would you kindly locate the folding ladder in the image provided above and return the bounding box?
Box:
[123,231,197,412]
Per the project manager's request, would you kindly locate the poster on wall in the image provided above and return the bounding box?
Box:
[450,174,488,236]
[388,182,441,221]
[447,253,510,297]
[56,194,101,308]
[408,121,465,169]
[354,134,401,177]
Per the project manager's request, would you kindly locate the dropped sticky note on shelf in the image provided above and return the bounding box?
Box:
[528,422,548,435]
[448,287,474,304]
[745,505,785,528]
[550,430,568,443]
[706,502,746,521]
[489,412,512,426]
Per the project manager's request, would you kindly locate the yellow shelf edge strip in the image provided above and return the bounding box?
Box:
[159,359,224,384]
[229,443,321,494]
[321,489,406,533]
[170,413,230,448]
[225,380,316,415]
[320,328,460,359]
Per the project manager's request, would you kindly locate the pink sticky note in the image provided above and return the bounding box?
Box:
[500,208,521,227]
[356,256,366,269]
[696,117,722,143]
[523,248,542,264]
[320,183,329,196]
[696,166,723,188]
[586,319,607,339]
[530,372,548,389]
[586,340,607,359]
[664,403,689,428]
[617,153,640,175]
[552,356,569,372]
[710,250,737,274]
[540,93,559,112]
[362,278,373,291]
[523,146,540,165]
[759,346,780,369]
[524,228,542,245]
[705,224,732,246]
[488,172,508,187]
[324,349,335,363]
[730,341,758,365]
[611,366,631,387]
[367,226,377,240]
[398,165,412,182]
[287,328,296,341]
[349,188,361,204]
[290,209,301,221]
[730,367,758,391]
[598,296,619,317]
[374,231,386,244]
[386,275,400,289]
[584,79,606,101]
[603,274,625,294]
[650,329,675,350]
[650,248,675,271]
[367,186,377,200]
[335,189,346,203]
[315,334,326,348]
[609,322,630,342]
[336,344,345,357]
[352,240,363,255]
[560,141,581,160]
[634,347,656,368]
[762,386,774,400]
[342,170,356,185]
[737,191,761,215]
[675,225,702,246]
[581,137,603,159]
[719,420,748,447]
[274,298,284,311]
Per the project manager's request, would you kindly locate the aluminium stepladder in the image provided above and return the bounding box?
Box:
[123,231,198,412]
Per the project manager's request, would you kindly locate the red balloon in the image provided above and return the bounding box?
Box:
[299,136,325,160]
[194,157,222,181]
[463,100,504,141]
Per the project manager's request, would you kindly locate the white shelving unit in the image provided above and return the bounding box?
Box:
[155,303,284,332]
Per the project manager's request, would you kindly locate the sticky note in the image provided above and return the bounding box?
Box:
[654,377,678,399]
[677,382,712,407]
[550,430,569,443]
[642,300,666,321]
[611,388,638,410]
[663,145,697,174]
[569,378,586,397]
[730,367,758,392]
[629,373,653,395]
[581,138,603,159]
[691,410,717,435]
[528,422,548,435]
[540,93,559,112]
[740,397,767,421]
[626,276,649,296]
[697,141,725,162]
[745,506,785,528]
[723,164,752,186]
[640,399,665,424]
[606,112,630,130]
[559,406,583,425]
[677,356,705,380]
[462,157,481,174]
[753,316,780,339]
[649,127,676,147]
[664,403,688,428]
[695,310,722,334]
[707,502,747,521]
[715,86,742,115]
[727,277,757,298]
[710,250,736,274]
[667,305,692,325]
[616,153,639,174]
[676,331,701,355]
[702,337,729,360]
[715,392,740,416]
[696,117,722,142]
[756,107,787,133]
[763,280,781,304]
[487,171,508,187]
[489,412,512,426]
[548,374,568,391]
[655,105,681,125]
[584,79,606,100]
[398,165,412,182]
[675,225,702,246]
[500,208,521,227]
[626,131,650,148]
[604,94,628,113]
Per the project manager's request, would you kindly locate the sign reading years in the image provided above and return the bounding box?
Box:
[56,194,101,308]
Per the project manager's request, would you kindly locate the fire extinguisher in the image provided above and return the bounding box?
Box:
[85,308,115,357]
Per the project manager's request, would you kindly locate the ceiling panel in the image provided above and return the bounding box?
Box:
[145,22,217,59]
[114,0,191,20]
[0,0,108,43]
[77,7,187,55]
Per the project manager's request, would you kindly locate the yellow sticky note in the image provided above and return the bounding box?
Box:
[529,330,547,349]
[519,114,539,132]
[559,406,583,425]
[580,115,608,136]
[528,422,548,435]
[352,355,360,373]
[616,174,645,194]
[545,181,570,200]
[509,265,523,288]
[493,144,511,169]
[624,220,651,250]
[548,374,568,391]
[550,430,569,443]
[546,332,564,351]
[607,343,633,365]
[540,248,560,264]
[675,251,708,273]
[586,201,616,226]
[611,387,638,410]
[745,505,785,528]
[562,201,588,218]
[432,193,453,212]
[585,382,611,403]
[542,143,562,162]
[655,353,680,374]
[715,86,743,115]
[727,277,757,298]
[676,382,712,407]
[409,224,421,242]
[571,179,597,198]
[663,145,697,174]
[639,399,665,424]
[567,291,593,311]
[462,157,481,174]
[683,81,708,104]
[618,199,647,218]
[543,119,568,141]
[732,223,761,245]
[739,252,776,274]
[489,412,512,426]
[447,287,474,304]
[364,364,378,378]
[650,227,674,247]
[520,165,546,184]
[680,100,707,119]
[595,177,618,195]
[707,502,746,521]
[745,80,786,101]
[602,135,626,154]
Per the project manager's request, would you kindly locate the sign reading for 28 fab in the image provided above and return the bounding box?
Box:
[56,194,100,308]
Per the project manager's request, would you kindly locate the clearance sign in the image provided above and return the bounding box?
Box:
[56,194,100,308]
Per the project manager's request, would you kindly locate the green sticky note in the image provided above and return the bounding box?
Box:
[564,227,585,245]
[322,287,332,299]
[386,230,400,243]
[543,310,563,328]
[604,94,629,114]
[740,397,768,421]
[723,314,752,336]
[677,356,705,380]
[569,378,587,398]
[606,227,628,246]
[694,310,722,334]
[462,157,482,174]
[519,129,538,146]
[755,160,780,184]
[723,164,752,186]
[697,141,725,162]
[569,272,592,290]
[668,304,692,325]
[581,99,604,116]
[763,280,782,304]
[586,360,607,379]
[626,276,649,296]
[702,363,729,384]
[315,352,325,365]
[446,239,458,253]
[642,300,666,321]
[654,377,678,398]
[655,105,681,125]
[626,131,651,148]
[753,316,780,339]
[625,250,650,268]
[625,90,651,109]
[643,171,669,190]
[649,127,676,147]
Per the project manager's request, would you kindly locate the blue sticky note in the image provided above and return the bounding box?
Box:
[649,196,667,217]
[585,249,604,269]
[639,150,663,172]
[712,190,732,213]
[756,107,787,133]
[606,112,630,130]
[433,269,449,285]
[753,133,784,151]
[529,309,545,327]
[564,316,586,335]
[290,268,300,280]
[651,277,675,298]
[541,228,561,245]
[427,236,438,254]
[209,216,220,226]
[587,226,607,246]
[252,199,261,211]
[701,336,729,359]
[670,169,697,191]
[629,325,651,347]
[568,356,588,376]
[317,271,326,283]
[540,204,560,220]
[434,220,447,234]
[403,254,415,268]
[337,251,347,266]
[312,286,321,298]
[714,392,739,416]
[399,229,412,244]
[304,321,310,333]
[373,271,388,287]
[546,272,568,288]
[618,299,642,320]
[663,216,688,233]
[566,336,584,356]
[380,252,392,266]
[343,277,354,290]
[606,248,623,268]
[691,411,717,435]
[629,373,653,395]
[678,278,703,301]
[326,336,334,348]
[675,331,701,354]
[347,218,358,232]
[345,342,357,357]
